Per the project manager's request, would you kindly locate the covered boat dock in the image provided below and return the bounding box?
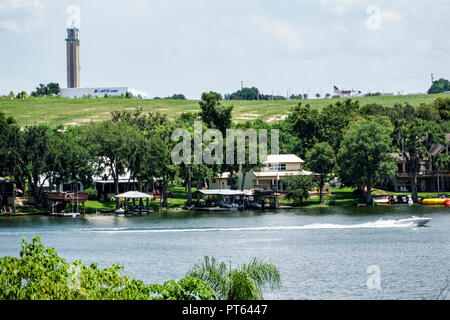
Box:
[193,189,247,211]
[48,192,89,217]
[114,191,154,215]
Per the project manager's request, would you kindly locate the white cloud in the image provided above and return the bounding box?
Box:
[318,0,360,15]
[333,5,346,16]
[0,0,46,34]
[260,18,302,51]
[381,9,404,24]
[332,24,347,32]
[415,39,433,55]
[0,19,18,32]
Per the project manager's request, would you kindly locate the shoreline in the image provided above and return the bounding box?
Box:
[3,187,449,217]
[0,203,438,217]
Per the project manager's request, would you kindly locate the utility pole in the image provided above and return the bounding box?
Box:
[240,81,243,90]
[431,73,434,84]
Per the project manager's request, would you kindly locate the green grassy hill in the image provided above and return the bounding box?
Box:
[0,93,448,127]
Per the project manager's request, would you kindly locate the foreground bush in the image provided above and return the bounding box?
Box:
[188,256,281,300]
[0,237,217,300]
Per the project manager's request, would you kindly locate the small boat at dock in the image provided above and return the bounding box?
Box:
[50,211,80,218]
[421,198,450,205]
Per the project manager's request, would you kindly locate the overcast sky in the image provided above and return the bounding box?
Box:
[1,0,449,98]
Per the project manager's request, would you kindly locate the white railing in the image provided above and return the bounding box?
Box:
[259,166,300,172]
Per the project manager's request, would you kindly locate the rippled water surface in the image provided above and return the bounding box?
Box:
[1,205,449,299]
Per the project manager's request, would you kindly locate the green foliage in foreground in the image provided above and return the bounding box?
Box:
[0,237,217,300]
[188,256,281,300]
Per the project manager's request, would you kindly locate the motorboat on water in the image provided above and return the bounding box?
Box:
[394,216,432,227]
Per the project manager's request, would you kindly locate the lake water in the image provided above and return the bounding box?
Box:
[1,205,449,300]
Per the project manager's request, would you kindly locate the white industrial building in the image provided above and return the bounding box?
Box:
[60,87,129,98]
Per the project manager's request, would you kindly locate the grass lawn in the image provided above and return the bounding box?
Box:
[281,187,450,209]
[83,186,193,213]
[84,200,116,213]
[0,205,48,216]
[372,188,450,199]
[280,187,361,208]
[1,93,448,128]
[85,186,450,213]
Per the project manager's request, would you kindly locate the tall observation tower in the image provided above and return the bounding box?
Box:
[65,26,80,88]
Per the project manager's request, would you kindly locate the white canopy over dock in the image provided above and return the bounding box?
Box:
[114,191,154,215]
[195,189,245,196]
[115,191,154,199]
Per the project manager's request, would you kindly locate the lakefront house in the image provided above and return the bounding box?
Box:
[210,154,314,191]
[391,133,450,192]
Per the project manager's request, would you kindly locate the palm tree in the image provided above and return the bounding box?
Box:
[187,256,281,300]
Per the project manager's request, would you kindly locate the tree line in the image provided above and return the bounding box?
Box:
[1,93,450,207]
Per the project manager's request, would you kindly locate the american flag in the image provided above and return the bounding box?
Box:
[333,86,342,94]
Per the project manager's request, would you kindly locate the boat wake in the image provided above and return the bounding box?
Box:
[70,219,415,234]
[0,219,420,236]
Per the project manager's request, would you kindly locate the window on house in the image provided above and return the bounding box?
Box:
[269,163,286,171]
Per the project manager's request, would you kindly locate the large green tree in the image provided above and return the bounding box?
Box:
[173,113,221,205]
[30,82,60,97]
[199,92,233,135]
[83,121,140,206]
[225,87,259,100]
[432,153,450,194]
[318,99,360,154]
[14,125,53,207]
[305,142,335,203]
[284,175,317,206]
[428,78,450,94]
[111,109,179,207]
[337,120,396,203]
[0,112,20,179]
[288,103,319,158]
[46,127,95,191]
[394,119,445,202]
[433,98,450,120]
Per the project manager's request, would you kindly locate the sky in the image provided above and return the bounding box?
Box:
[0,0,449,99]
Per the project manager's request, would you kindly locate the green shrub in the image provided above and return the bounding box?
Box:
[85,188,98,200]
[0,237,217,300]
